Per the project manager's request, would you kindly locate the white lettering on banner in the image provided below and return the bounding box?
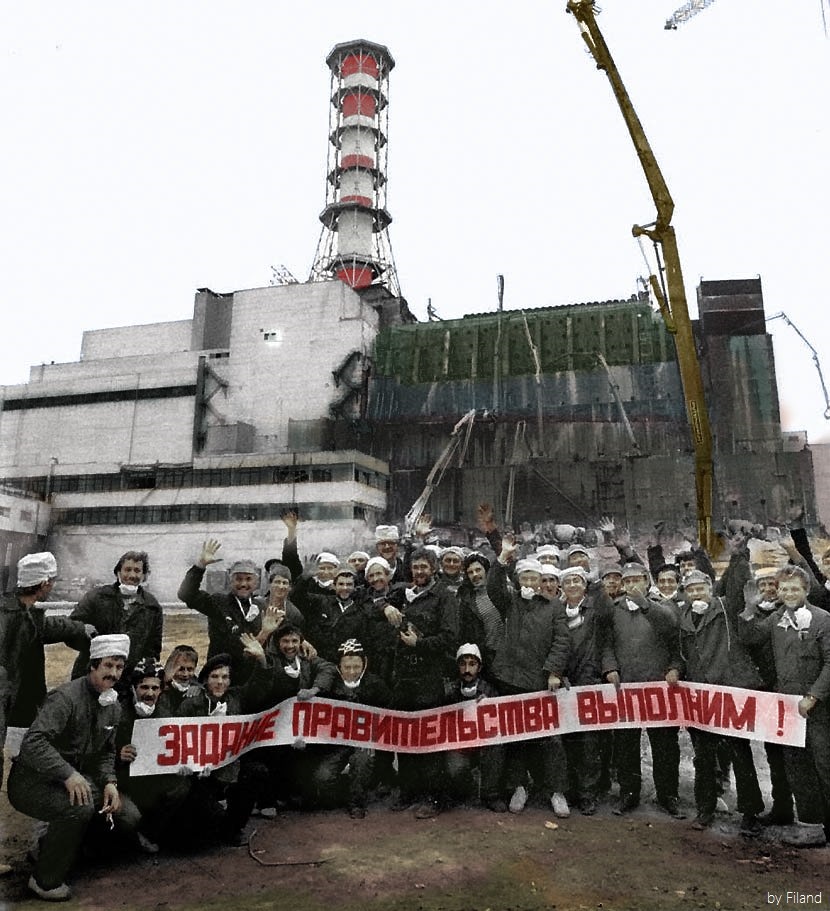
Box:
[127,682,805,777]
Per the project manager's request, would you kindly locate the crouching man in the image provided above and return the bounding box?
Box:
[7,634,141,902]
[115,658,191,851]
[312,639,391,817]
[443,643,507,812]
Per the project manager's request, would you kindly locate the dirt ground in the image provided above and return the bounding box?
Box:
[1,615,828,911]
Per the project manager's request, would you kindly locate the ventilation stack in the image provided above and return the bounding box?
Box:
[309,39,400,296]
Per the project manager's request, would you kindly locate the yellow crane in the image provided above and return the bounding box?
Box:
[566,1,716,553]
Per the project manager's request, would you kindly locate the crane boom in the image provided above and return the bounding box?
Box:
[566,1,715,553]
[766,312,830,420]
[664,0,717,30]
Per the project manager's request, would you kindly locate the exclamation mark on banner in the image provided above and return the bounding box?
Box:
[777,699,785,737]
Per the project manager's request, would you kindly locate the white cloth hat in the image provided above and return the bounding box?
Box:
[89,634,130,661]
[365,556,392,574]
[515,558,544,576]
[540,564,561,578]
[566,544,590,558]
[456,643,482,662]
[375,524,400,543]
[17,552,57,588]
[560,566,589,582]
[535,545,561,558]
[316,552,340,567]
[442,546,465,559]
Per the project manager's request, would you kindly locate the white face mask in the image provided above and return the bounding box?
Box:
[520,586,536,600]
[119,583,139,597]
[171,678,191,693]
[691,599,710,614]
[98,688,119,707]
[793,606,812,630]
[134,700,156,717]
[341,675,364,690]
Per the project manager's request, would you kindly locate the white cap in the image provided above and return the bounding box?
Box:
[540,564,561,578]
[566,544,590,558]
[560,566,589,582]
[89,634,130,661]
[442,546,465,559]
[375,525,400,543]
[365,556,392,574]
[535,545,561,559]
[515,558,544,575]
[456,643,482,662]
[17,552,57,588]
[316,552,340,567]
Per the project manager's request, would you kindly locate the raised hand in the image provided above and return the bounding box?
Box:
[476,502,497,533]
[240,631,266,663]
[499,535,518,564]
[414,514,432,539]
[598,515,615,534]
[197,539,222,569]
[282,508,299,535]
[261,604,286,635]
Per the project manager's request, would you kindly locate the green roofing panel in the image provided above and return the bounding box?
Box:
[374,299,676,385]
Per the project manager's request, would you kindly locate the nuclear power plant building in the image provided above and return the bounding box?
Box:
[0,39,820,599]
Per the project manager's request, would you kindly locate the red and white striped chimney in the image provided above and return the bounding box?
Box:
[309,39,399,296]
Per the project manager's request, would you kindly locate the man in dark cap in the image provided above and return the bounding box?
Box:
[177,539,267,685]
[116,657,190,851]
[310,639,391,817]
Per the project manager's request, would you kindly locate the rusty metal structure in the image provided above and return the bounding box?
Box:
[363,280,817,534]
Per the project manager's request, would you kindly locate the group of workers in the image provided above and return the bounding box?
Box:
[1,506,829,901]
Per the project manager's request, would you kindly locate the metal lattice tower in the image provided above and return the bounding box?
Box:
[309,39,400,296]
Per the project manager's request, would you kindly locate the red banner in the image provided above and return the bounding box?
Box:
[127,682,806,777]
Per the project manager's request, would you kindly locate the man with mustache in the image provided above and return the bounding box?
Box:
[69,551,162,685]
[442,643,507,812]
[7,634,141,901]
[115,657,190,853]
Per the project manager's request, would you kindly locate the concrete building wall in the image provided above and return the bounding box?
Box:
[703,334,782,453]
[0,396,195,469]
[50,479,386,511]
[20,355,198,390]
[215,281,378,451]
[80,320,193,360]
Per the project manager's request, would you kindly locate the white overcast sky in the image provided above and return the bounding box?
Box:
[2,1,829,443]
